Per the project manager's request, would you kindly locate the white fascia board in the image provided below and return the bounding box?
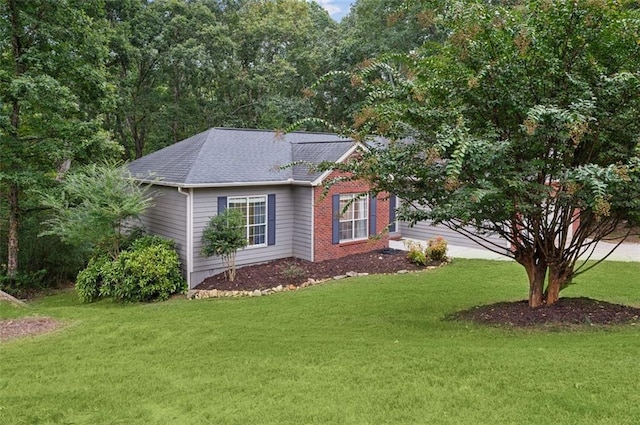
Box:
[133,179,313,188]
[310,142,365,187]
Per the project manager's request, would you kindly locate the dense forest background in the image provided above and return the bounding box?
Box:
[0,0,432,289]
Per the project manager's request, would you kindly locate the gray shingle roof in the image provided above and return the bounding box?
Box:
[128,128,355,186]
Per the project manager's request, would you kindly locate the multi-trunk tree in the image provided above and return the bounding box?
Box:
[316,0,640,307]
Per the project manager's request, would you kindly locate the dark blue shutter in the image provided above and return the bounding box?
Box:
[389,194,397,232]
[217,196,227,214]
[267,194,276,246]
[332,194,340,244]
[369,196,377,236]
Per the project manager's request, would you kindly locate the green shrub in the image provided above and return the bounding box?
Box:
[75,256,119,303]
[119,227,146,251]
[0,268,47,299]
[113,237,185,302]
[279,261,307,282]
[201,209,248,281]
[426,236,448,262]
[406,241,428,266]
[75,235,186,303]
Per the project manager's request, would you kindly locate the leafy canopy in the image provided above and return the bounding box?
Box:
[201,208,248,281]
[40,162,154,260]
[315,0,640,307]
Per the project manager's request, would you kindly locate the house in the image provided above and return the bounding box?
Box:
[129,127,510,288]
[128,128,396,289]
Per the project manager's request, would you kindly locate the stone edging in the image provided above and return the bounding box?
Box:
[186,265,442,300]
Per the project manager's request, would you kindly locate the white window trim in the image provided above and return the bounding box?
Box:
[228,195,268,248]
[339,193,369,243]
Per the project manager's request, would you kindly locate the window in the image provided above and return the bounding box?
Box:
[389,194,397,233]
[338,193,368,242]
[228,196,267,246]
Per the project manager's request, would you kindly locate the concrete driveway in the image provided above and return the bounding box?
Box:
[390,238,640,262]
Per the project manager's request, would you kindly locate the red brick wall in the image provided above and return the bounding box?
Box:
[313,170,390,262]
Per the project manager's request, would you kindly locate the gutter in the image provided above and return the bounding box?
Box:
[134,179,315,188]
[177,187,194,289]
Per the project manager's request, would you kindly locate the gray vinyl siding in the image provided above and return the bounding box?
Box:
[399,221,510,252]
[292,186,313,261]
[190,186,296,287]
[142,186,188,274]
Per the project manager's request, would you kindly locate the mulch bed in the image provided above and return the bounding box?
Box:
[198,249,640,328]
[0,317,63,342]
[448,297,640,327]
[3,250,637,342]
[196,248,432,292]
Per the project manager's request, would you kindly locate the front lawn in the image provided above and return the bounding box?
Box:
[1,259,639,424]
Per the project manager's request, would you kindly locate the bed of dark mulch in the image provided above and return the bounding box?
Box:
[449,297,640,327]
[196,248,433,292]
[198,250,640,328]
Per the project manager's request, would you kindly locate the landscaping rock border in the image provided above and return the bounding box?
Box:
[187,266,440,300]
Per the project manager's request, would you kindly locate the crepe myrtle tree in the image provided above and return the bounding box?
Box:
[201,208,248,282]
[308,0,640,307]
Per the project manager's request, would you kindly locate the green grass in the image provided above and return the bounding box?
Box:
[1,259,640,424]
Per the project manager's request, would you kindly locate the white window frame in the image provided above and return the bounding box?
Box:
[339,193,368,242]
[228,195,268,247]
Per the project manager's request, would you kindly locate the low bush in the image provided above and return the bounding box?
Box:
[112,237,185,302]
[426,236,448,261]
[75,235,186,303]
[279,261,307,282]
[406,241,428,266]
[405,237,448,265]
[0,268,47,299]
[75,255,121,303]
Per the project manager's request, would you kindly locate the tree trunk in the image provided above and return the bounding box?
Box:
[7,184,19,279]
[545,264,573,305]
[528,267,545,308]
[0,289,27,307]
[7,0,22,281]
[519,253,548,308]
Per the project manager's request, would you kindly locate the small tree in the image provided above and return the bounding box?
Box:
[40,162,154,259]
[201,209,248,281]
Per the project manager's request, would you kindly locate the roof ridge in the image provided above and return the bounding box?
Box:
[183,128,217,184]
[212,127,348,137]
[293,140,353,145]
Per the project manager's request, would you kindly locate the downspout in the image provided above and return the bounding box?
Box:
[177,187,194,289]
[310,186,315,262]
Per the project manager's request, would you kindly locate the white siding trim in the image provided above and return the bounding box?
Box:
[135,179,313,188]
[310,187,315,262]
[178,187,193,288]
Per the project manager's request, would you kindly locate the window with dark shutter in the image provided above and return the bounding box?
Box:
[333,193,369,243]
[225,195,272,247]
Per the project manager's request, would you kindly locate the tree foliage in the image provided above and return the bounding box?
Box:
[76,235,185,303]
[0,0,117,281]
[316,0,640,307]
[201,208,248,281]
[105,0,339,158]
[40,163,154,260]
